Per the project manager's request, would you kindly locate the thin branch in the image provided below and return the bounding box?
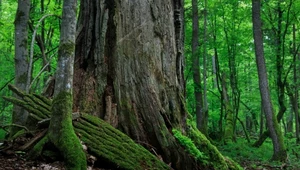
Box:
[0,77,14,93]
[29,52,56,90]
[26,14,58,93]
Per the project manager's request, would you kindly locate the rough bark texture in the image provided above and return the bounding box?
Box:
[12,0,30,133]
[252,0,287,161]
[74,1,192,169]
[71,1,243,169]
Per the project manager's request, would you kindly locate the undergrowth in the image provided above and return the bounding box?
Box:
[217,137,300,169]
[0,129,5,140]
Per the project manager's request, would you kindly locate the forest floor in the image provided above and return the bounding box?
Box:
[1,135,300,170]
[218,137,300,170]
[0,152,297,170]
[0,153,65,170]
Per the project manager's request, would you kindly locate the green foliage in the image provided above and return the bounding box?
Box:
[0,129,6,140]
[219,138,273,163]
[218,138,300,169]
[172,128,207,161]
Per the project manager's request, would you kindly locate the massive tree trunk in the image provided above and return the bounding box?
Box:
[72,1,240,169]
[252,0,287,161]
[74,0,192,169]
[12,0,30,134]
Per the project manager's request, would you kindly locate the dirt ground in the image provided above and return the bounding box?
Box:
[0,153,66,170]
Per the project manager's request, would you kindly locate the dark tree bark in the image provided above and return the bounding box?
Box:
[252,0,287,161]
[253,0,295,148]
[74,1,195,169]
[191,0,205,135]
[201,0,209,136]
[12,0,30,134]
[72,0,241,169]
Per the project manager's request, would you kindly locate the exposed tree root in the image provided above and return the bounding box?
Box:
[4,84,242,170]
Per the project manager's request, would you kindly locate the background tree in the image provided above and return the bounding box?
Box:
[191,0,205,135]
[252,0,287,161]
[202,0,209,136]
[12,0,30,134]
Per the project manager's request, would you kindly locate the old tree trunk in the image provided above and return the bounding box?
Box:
[72,0,241,169]
[74,1,190,168]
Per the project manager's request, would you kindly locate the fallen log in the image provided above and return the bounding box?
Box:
[3,84,170,170]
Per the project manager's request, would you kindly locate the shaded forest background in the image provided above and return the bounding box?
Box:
[0,0,300,169]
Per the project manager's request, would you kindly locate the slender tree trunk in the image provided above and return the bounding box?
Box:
[201,0,209,136]
[191,0,204,134]
[260,100,264,136]
[212,15,224,138]
[286,90,294,133]
[252,0,287,161]
[221,72,234,143]
[48,0,87,169]
[12,0,30,134]
[275,1,287,126]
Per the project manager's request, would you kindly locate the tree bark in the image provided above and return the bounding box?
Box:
[221,72,234,143]
[12,0,30,134]
[74,1,193,169]
[191,0,205,135]
[252,0,287,161]
[47,0,86,169]
[201,0,209,136]
[72,0,242,169]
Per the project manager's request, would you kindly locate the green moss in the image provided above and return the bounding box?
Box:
[185,117,242,170]
[224,103,234,143]
[49,91,87,170]
[172,129,208,162]
[0,129,6,140]
[271,115,287,161]
[74,113,170,170]
[58,42,75,56]
[28,135,49,159]
[9,129,26,140]
[33,93,52,106]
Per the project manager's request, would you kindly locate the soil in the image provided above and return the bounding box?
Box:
[0,153,65,170]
